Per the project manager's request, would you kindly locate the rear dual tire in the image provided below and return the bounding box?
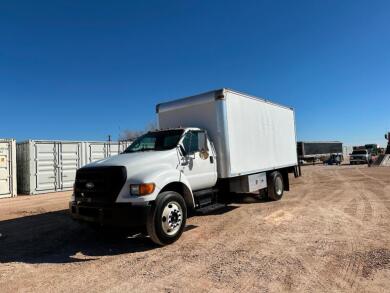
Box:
[266,171,284,201]
[146,191,187,246]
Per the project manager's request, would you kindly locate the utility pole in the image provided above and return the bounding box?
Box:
[108,134,111,155]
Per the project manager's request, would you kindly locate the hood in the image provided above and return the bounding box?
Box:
[82,149,178,171]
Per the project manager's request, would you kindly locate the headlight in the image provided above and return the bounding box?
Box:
[130,183,155,196]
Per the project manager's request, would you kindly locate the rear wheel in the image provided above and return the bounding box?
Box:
[267,171,284,201]
[146,191,187,246]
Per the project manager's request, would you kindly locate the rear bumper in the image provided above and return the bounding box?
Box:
[69,201,150,227]
[350,159,367,163]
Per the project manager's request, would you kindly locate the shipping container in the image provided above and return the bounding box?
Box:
[0,139,17,198]
[17,140,132,195]
[17,140,83,194]
[82,141,131,165]
[343,146,354,158]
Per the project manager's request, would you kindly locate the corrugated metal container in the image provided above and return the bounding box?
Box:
[343,146,354,158]
[17,140,83,195]
[17,140,132,195]
[0,139,17,198]
[82,141,131,165]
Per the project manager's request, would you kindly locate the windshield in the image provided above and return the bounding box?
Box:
[124,129,184,153]
[352,150,367,155]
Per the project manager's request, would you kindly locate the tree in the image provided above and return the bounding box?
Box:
[119,121,157,141]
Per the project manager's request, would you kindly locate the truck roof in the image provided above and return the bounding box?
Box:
[297,141,343,144]
[149,127,201,132]
[156,88,293,114]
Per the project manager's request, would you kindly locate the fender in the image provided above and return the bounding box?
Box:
[158,171,195,209]
[116,165,195,207]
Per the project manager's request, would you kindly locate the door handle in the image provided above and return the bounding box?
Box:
[209,156,214,164]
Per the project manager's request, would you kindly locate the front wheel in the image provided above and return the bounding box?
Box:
[146,191,187,246]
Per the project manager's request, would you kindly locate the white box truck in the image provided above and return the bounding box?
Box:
[70,89,299,245]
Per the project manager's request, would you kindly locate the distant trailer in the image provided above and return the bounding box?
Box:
[297,141,343,163]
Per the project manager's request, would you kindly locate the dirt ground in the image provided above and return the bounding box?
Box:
[1,165,390,292]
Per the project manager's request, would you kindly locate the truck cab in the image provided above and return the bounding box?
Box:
[70,128,217,245]
[350,149,371,165]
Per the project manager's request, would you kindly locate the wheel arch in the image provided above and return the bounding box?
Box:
[159,181,195,210]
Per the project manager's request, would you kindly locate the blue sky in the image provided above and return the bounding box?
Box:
[0,0,389,146]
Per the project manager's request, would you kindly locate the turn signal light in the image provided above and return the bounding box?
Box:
[130,183,155,196]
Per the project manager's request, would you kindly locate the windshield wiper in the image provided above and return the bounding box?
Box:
[139,147,154,152]
[127,147,155,153]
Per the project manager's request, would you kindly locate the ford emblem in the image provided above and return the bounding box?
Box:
[85,182,95,189]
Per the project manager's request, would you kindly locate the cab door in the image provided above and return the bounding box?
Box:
[179,130,217,191]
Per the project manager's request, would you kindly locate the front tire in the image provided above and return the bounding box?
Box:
[267,171,284,201]
[146,191,187,246]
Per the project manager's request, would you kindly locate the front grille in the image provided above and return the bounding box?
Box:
[74,166,127,204]
[78,207,100,218]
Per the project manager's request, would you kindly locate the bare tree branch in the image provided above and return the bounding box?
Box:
[119,121,157,140]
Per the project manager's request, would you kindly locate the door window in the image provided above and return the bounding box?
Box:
[182,131,199,154]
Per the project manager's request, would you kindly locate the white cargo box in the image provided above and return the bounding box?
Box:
[0,139,17,198]
[157,88,297,178]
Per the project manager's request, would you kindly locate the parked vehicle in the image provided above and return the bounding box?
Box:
[364,144,379,156]
[70,89,299,245]
[297,141,343,164]
[323,154,342,165]
[350,149,372,165]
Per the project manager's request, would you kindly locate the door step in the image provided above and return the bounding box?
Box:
[193,188,218,208]
[196,203,227,214]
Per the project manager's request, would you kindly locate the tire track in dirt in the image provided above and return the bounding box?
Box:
[335,169,375,225]
[355,168,389,186]
[309,207,364,291]
[298,168,356,292]
[317,169,370,291]
[328,167,389,290]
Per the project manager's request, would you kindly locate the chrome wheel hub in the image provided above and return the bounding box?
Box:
[161,201,183,236]
[275,176,283,195]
